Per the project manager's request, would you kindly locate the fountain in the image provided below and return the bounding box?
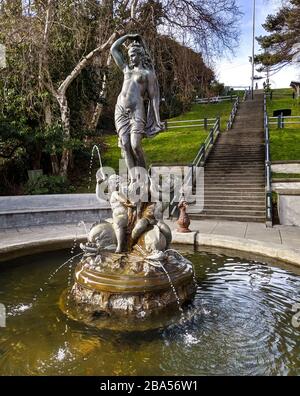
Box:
[59,34,196,327]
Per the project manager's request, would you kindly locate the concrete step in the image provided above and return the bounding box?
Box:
[210,150,264,153]
[204,177,265,182]
[205,168,264,172]
[209,156,264,160]
[210,148,264,152]
[205,167,265,171]
[204,171,265,176]
[204,187,265,193]
[197,192,265,198]
[234,122,263,127]
[189,213,265,223]
[193,93,266,223]
[206,158,265,162]
[193,207,265,214]
[199,197,265,206]
[209,151,264,155]
[205,161,265,165]
[203,203,265,210]
[204,181,265,186]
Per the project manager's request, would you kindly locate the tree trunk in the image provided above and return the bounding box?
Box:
[89,54,112,131]
[44,103,60,175]
[57,95,71,177]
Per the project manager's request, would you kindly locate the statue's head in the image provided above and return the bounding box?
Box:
[128,41,145,67]
[128,40,153,70]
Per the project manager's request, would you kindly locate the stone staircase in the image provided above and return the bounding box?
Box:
[188,93,266,223]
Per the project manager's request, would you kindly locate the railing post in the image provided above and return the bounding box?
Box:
[204,117,207,130]
[209,128,213,145]
[281,113,284,129]
[277,115,281,129]
[217,116,220,132]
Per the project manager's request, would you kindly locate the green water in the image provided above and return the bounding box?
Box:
[0,248,299,376]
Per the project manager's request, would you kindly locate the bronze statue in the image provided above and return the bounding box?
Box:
[69,34,196,321]
[110,34,164,181]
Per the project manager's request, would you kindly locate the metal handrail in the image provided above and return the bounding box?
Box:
[192,117,220,168]
[169,117,221,217]
[243,88,250,102]
[264,94,273,227]
[226,96,240,130]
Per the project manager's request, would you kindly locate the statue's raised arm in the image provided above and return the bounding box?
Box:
[110,34,141,71]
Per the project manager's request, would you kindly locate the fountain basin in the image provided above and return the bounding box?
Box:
[63,250,196,323]
[0,248,300,375]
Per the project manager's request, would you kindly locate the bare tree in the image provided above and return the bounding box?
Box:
[127,0,241,57]
[44,33,117,176]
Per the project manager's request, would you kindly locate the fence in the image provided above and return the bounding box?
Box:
[266,91,298,100]
[166,117,216,131]
[269,115,300,129]
[193,95,238,104]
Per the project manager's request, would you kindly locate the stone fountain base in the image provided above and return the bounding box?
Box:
[63,249,196,324]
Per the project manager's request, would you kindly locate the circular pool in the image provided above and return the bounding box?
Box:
[0,248,299,375]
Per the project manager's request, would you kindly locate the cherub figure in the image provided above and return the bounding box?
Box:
[130,179,172,252]
[108,175,136,253]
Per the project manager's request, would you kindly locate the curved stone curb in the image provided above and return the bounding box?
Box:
[1,230,300,269]
[0,234,86,263]
[196,233,300,267]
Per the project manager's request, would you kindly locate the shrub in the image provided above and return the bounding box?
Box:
[24,175,75,195]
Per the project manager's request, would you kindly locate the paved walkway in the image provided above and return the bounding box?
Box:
[179,219,300,250]
[0,220,299,265]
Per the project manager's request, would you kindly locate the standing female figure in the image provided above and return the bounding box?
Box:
[110,34,164,181]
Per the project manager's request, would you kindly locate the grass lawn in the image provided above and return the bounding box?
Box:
[103,129,208,170]
[267,88,300,161]
[102,99,237,170]
[273,173,300,179]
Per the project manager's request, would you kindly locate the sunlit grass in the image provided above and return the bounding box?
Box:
[102,99,236,170]
[267,88,300,161]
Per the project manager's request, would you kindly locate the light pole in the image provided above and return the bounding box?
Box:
[251,0,256,99]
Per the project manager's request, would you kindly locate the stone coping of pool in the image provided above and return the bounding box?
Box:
[272,160,300,164]
[1,221,300,268]
[275,189,300,195]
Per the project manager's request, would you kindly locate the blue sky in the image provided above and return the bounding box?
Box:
[216,0,299,89]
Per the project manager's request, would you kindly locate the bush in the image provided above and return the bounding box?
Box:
[24,175,75,195]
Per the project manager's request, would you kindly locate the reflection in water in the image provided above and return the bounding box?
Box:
[0,249,299,376]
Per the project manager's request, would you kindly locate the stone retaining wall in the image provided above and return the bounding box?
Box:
[0,194,111,229]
